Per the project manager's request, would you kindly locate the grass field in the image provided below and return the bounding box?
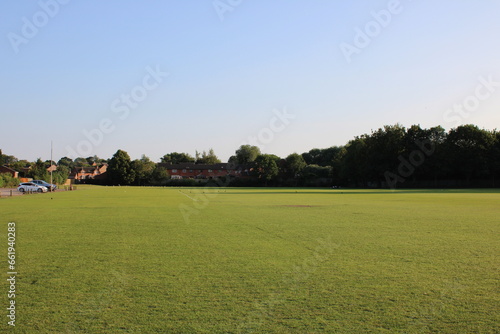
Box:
[1,186,499,333]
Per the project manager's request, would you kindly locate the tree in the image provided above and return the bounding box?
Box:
[235,145,261,164]
[255,154,279,184]
[28,158,49,181]
[367,124,406,185]
[445,125,494,182]
[338,136,369,186]
[86,155,104,166]
[0,150,17,165]
[74,157,90,167]
[302,148,319,165]
[131,155,156,185]
[302,147,343,166]
[196,148,221,164]
[58,157,74,169]
[150,166,170,185]
[330,146,346,185]
[402,125,446,183]
[302,165,332,179]
[10,160,31,175]
[53,165,70,184]
[57,165,70,177]
[490,131,500,185]
[107,150,135,185]
[285,153,306,179]
[160,152,195,164]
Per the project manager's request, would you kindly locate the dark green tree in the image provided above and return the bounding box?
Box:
[55,165,70,182]
[150,166,170,185]
[285,153,306,179]
[235,145,261,164]
[9,160,30,175]
[131,155,156,185]
[490,131,500,185]
[302,165,332,179]
[74,157,90,167]
[47,164,70,185]
[402,125,446,183]
[338,135,369,186]
[255,154,279,184]
[58,157,74,169]
[444,125,494,182]
[86,155,104,166]
[367,124,406,185]
[160,152,195,164]
[302,146,343,166]
[29,158,50,181]
[330,146,346,185]
[107,150,135,185]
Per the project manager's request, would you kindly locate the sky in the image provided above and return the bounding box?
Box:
[1,0,499,162]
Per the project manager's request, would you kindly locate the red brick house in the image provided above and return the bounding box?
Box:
[0,166,19,178]
[159,163,254,180]
[70,164,108,181]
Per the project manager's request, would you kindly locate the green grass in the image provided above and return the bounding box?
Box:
[1,186,499,333]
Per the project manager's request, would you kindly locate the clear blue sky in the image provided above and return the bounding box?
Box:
[1,0,499,162]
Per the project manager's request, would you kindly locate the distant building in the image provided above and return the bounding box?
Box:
[46,165,57,173]
[20,166,31,177]
[70,164,108,181]
[0,166,19,178]
[158,163,254,180]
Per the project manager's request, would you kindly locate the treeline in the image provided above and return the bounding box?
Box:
[100,124,500,188]
[332,124,500,188]
[98,147,316,187]
[227,123,500,188]
[2,124,499,188]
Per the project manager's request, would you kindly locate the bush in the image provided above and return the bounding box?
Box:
[50,170,70,185]
[0,173,20,188]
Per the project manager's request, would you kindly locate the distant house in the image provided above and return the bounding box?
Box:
[21,166,31,177]
[70,164,108,181]
[0,166,19,178]
[46,165,57,173]
[158,163,254,180]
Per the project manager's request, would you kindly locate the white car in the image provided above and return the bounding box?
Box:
[17,182,48,193]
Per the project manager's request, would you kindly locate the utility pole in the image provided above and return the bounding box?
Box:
[50,141,53,192]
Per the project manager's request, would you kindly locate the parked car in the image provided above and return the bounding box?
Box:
[18,182,48,193]
[32,180,57,191]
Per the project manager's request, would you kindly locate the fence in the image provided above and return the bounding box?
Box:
[0,186,77,198]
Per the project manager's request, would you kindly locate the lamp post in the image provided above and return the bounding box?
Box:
[50,141,53,192]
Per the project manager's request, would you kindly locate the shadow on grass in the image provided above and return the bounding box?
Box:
[212,189,500,195]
